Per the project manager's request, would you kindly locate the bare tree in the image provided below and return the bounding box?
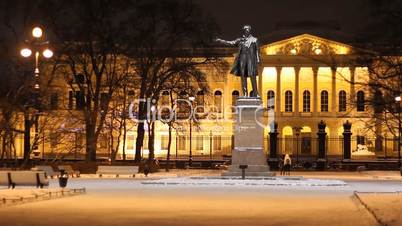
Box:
[125,0,226,162]
[42,0,139,161]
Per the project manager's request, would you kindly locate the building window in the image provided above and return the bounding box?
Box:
[68,91,73,110]
[213,135,221,151]
[100,93,108,111]
[196,90,204,113]
[195,135,203,151]
[214,90,222,113]
[339,90,347,112]
[357,135,365,145]
[161,135,169,150]
[357,91,365,112]
[98,134,108,149]
[161,91,170,105]
[50,93,59,110]
[177,91,187,114]
[267,90,275,110]
[75,91,85,110]
[50,133,58,148]
[178,136,186,150]
[303,90,310,112]
[285,90,292,112]
[232,90,239,106]
[321,90,329,112]
[126,135,135,150]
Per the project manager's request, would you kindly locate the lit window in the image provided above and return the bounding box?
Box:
[213,135,221,151]
[214,90,222,113]
[285,90,293,112]
[321,90,329,112]
[314,48,322,54]
[161,91,169,105]
[303,90,310,112]
[195,90,205,113]
[195,135,203,151]
[357,91,365,112]
[339,90,347,112]
[267,90,275,110]
[232,90,239,106]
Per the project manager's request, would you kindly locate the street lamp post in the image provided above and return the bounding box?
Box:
[20,27,53,160]
[294,126,302,166]
[188,96,195,167]
[395,95,401,173]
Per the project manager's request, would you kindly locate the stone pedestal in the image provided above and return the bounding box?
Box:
[222,97,275,177]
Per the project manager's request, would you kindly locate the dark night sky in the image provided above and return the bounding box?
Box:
[195,0,372,40]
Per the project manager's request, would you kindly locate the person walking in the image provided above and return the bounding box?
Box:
[283,154,292,176]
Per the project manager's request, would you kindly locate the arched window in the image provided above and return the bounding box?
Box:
[321,90,329,112]
[303,90,310,112]
[177,91,187,113]
[249,90,256,97]
[161,91,169,105]
[357,91,365,111]
[267,90,275,110]
[232,90,239,107]
[214,90,223,113]
[196,90,204,113]
[338,90,347,112]
[285,90,292,112]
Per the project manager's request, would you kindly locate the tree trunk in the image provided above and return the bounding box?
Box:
[148,121,155,161]
[166,123,172,172]
[23,111,31,162]
[86,123,97,161]
[122,117,127,161]
[135,100,146,162]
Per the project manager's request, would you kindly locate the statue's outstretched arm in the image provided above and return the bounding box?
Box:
[215,38,240,46]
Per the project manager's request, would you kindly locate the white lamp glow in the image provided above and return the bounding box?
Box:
[43,49,53,58]
[396,96,401,102]
[20,48,32,57]
[32,27,43,38]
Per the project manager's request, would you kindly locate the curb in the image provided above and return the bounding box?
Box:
[353,191,390,226]
[0,188,86,208]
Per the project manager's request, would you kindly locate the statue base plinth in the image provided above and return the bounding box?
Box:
[222,97,275,177]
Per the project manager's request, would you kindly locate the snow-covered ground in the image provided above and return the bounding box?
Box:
[356,192,402,226]
[141,177,347,187]
[0,171,401,226]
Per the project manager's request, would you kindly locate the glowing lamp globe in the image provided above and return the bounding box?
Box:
[20,48,32,57]
[43,49,53,58]
[32,27,43,38]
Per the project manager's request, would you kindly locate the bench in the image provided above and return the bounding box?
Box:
[0,171,49,189]
[96,166,139,177]
[32,165,60,179]
[58,165,80,177]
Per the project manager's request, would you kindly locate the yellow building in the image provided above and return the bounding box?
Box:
[11,33,400,162]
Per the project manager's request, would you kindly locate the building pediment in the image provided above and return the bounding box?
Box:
[261,34,353,56]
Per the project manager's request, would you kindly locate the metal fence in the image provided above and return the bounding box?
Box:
[16,135,401,161]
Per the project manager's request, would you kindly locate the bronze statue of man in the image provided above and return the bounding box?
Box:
[216,25,260,98]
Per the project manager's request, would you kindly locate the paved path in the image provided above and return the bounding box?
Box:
[0,178,391,226]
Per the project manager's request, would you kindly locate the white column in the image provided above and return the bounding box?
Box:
[331,67,336,114]
[276,67,282,115]
[294,67,300,115]
[313,67,318,116]
[258,65,264,98]
[349,67,355,111]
